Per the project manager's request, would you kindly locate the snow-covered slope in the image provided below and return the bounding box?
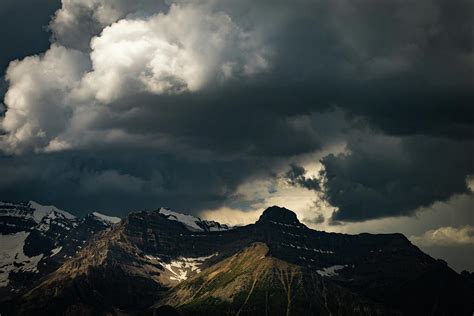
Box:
[1,202,231,293]
[145,253,218,284]
[29,201,75,223]
[0,202,231,292]
[91,212,121,225]
[158,208,231,232]
[0,232,43,287]
[0,201,76,233]
[0,201,119,292]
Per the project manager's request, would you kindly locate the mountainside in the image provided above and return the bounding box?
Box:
[1,204,473,315]
[157,242,397,315]
[0,201,120,297]
[0,202,226,300]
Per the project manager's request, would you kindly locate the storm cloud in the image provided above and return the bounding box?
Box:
[0,0,473,224]
[285,164,321,191]
[0,148,273,216]
[321,134,474,222]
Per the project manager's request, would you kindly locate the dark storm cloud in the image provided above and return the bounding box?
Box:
[0,148,273,216]
[321,135,474,222]
[98,87,328,158]
[285,164,321,191]
[0,0,473,220]
[258,0,474,140]
[284,132,473,222]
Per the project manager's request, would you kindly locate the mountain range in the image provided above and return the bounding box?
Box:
[0,201,473,315]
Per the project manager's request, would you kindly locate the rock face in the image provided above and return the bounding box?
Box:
[0,201,120,296]
[1,205,473,315]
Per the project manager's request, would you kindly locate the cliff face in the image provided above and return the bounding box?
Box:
[2,205,473,316]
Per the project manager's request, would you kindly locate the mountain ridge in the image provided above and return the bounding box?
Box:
[0,201,123,295]
[1,203,473,315]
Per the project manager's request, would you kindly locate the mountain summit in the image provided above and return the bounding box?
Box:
[0,204,473,315]
[257,205,304,227]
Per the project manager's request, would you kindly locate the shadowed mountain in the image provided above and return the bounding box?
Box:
[1,205,473,315]
[156,242,397,315]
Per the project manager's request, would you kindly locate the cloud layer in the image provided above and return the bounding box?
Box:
[1,2,269,153]
[0,0,473,226]
[411,226,474,247]
[321,135,474,222]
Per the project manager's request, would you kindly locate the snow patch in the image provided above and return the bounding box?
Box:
[50,246,62,257]
[201,220,231,232]
[29,201,75,222]
[316,265,347,277]
[159,208,204,231]
[92,212,121,225]
[145,255,160,261]
[269,220,303,228]
[145,252,217,282]
[313,248,335,254]
[37,211,74,232]
[158,208,230,232]
[0,232,44,287]
[163,254,217,282]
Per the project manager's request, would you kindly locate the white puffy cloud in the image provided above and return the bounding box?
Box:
[0,2,269,153]
[50,0,168,50]
[0,45,90,153]
[81,4,269,103]
[410,226,474,247]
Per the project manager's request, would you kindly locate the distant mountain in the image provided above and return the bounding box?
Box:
[1,204,473,315]
[0,201,120,295]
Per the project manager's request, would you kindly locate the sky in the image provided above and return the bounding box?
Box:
[0,0,473,272]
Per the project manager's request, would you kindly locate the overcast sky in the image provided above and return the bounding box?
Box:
[0,0,473,272]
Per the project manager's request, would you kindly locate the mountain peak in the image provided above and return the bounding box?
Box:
[29,200,76,222]
[157,207,232,232]
[257,206,303,227]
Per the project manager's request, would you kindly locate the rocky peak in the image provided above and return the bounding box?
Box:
[141,207,233,232]
[257,206,304,227]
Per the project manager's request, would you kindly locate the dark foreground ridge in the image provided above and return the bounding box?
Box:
[0,203,473,315]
